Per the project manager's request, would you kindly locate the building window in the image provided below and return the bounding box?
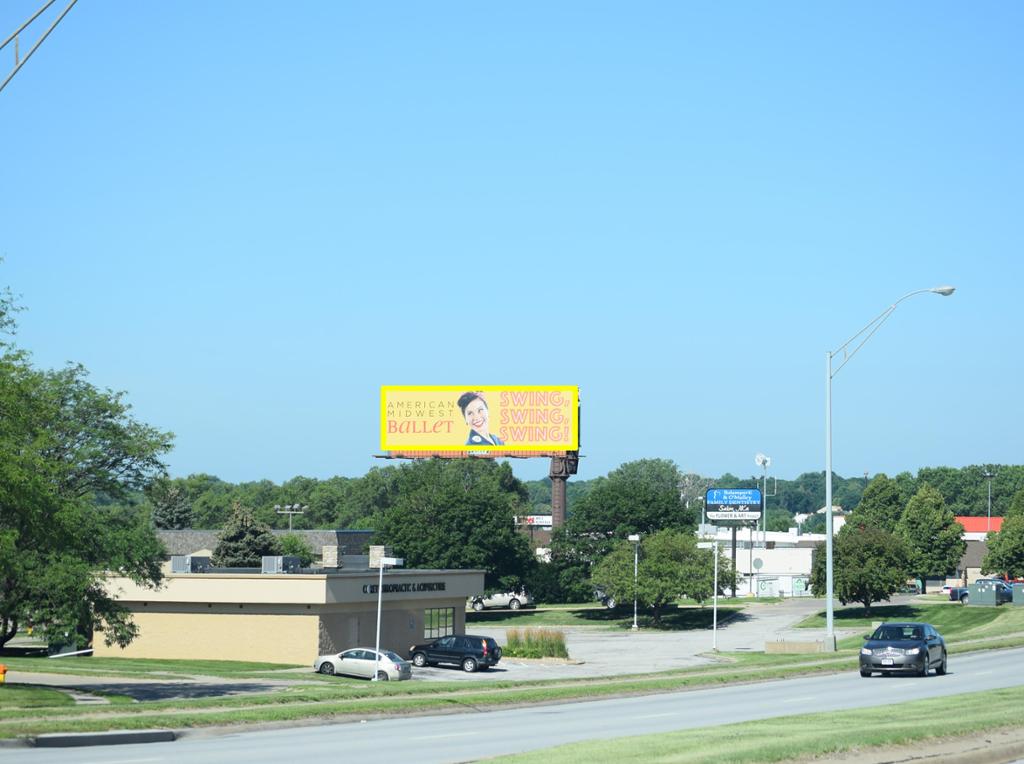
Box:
[424,607,454,639]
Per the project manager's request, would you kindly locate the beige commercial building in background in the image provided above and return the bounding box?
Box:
[98,567,485,665]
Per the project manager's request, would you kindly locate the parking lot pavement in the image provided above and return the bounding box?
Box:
[409,596,846,682]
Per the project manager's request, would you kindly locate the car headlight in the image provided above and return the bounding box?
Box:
[860,648,872,655]
[905,647,920,655]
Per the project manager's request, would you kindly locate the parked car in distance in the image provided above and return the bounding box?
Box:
[313,647,412,681]
[469,591,534,611]
[949,586,969,603]
[951,580,1014,605]
[594,588,617,609]
[408,634,502,672]
[859,622,947,677]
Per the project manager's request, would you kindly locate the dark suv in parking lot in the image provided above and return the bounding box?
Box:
[408,634,502,672]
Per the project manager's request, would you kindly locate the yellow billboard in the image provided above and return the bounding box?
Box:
[381,386,579,452]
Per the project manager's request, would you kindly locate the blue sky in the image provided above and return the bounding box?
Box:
[2,3,1021,486]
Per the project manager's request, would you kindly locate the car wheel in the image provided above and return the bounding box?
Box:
[462,657,478,673]
[937,651,948,675]
[605,597,617,609]
[509,598,521,610]
[412,652,427,668]
[919,655,930,677]
[961,594,969,605]
[859,669,871,678]
[472,600,484,612]
[375,671,389,681]
[319,663,335,676]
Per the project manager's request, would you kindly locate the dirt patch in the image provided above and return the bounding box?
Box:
[810,726,1024,764]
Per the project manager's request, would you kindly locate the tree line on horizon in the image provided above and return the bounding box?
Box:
[134,463,1024,533]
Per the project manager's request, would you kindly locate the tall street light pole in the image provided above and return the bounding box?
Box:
[983,469,995,532]
[373,554,403,681]
[628,534,640,630]
[825,286,955,646]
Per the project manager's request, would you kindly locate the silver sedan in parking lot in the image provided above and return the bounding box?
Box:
[314,648,412,681]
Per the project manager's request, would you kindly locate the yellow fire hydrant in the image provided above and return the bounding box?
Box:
[0,664,7,685]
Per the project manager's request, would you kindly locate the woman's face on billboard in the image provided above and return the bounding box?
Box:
[463,397,489,433]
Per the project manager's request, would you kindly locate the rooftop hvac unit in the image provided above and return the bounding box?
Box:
[261,555,302,574]
[188,556,211,573]
[171,555,212,573]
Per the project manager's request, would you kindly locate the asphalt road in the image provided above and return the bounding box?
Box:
[16,645,1024,764]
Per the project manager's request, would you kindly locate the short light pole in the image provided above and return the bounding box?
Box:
[373,554,404,681]
[274,503,308,531]
[825,286,955,645]
[628,534,641,630]
[983,470,995,532]
[712,539,719,651]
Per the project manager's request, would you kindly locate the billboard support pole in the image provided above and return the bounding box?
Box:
[548,452,579,528]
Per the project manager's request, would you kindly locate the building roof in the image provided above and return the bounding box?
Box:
[955,516,1003,534]
[961,539,989,568]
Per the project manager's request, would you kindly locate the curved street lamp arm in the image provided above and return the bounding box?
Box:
[829,288,951,379]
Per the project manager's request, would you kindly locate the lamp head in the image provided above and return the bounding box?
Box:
[931,286,956,296]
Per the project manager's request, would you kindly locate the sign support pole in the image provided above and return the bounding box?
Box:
[713,540,719,651]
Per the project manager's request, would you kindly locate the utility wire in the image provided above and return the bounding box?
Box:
[1,0,79,96]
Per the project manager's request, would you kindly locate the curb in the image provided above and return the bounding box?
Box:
[32,729,177,748]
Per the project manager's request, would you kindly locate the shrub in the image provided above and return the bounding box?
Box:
[502,628,569,659]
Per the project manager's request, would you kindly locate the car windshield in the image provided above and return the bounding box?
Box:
[872,626,922,641]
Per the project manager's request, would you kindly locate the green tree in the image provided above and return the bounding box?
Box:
[147,478,193,530]
[983,490,1024,578]
[373,459,534,590]
[847,474,903,532]
[0,290,171,648]
[279,533,315,567]
[895,484,966,593]
[211,503,282,567]
[567,459,696,537]
[810,524,910,614]
[590,529,728,624]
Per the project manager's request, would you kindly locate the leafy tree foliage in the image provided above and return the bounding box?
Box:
[590,530,729,623]
[547,459,695,604]
[147,478,193,530]
[0,290,171,648]
[847,474,903,532]
[983,490,1024,578]
[567,459,696,536]
[373,459,535,590]
[211,503,282,567]
[895,484,965,593]
[278,533,315,567]
[810,524,910,614]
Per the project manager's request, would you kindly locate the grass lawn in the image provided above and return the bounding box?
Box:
[467,603,744,631]
[0,684,75,708]
[796,601,1015,636]
[0,655,302,679]
[491,684,1024,763]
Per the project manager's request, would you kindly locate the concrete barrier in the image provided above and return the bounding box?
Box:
[765,640,829,654]
[33,730,176,748]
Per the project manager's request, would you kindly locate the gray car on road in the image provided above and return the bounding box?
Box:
[859,622,947,677]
